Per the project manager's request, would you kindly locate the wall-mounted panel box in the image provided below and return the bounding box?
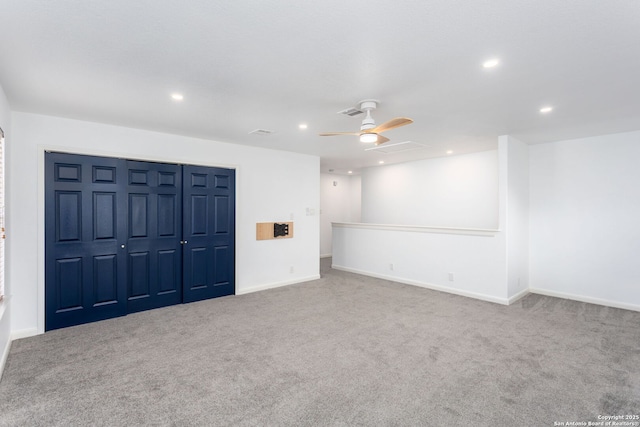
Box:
[256,222,294,240]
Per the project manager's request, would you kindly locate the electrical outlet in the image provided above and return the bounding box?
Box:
[290,266,294,274]
[448,272,454,282]
[390,263,394,271]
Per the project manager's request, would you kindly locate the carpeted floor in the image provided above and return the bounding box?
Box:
[1,258,639,426]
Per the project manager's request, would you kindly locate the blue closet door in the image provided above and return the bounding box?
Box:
[126,160,182,313]
[45,152,128,330]
[182,165,235,303]
[45,153,236,330]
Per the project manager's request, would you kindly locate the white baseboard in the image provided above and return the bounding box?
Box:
[11,328,39,340]
[0,336,10,382]
[331,264,510,305]
[320,254,332,259]
[529,288,640,312]
[507,288,530,305]
[235,275,321,296]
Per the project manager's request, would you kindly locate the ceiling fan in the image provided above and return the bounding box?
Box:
[319,99,413,145]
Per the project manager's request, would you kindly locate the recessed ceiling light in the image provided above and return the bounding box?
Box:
[540,106,553,113]
[171,93,184,101]
[378,160,384,164]
[482,58,500,68]
[348,171,353,174]
[446,150,453,154]
[299,123,308,130]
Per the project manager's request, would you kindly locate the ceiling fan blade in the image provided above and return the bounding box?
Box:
[375,135,390,145]
[319,132,360,136]
[371,117,413,134]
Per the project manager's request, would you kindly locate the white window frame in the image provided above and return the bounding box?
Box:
[0,126,4,302]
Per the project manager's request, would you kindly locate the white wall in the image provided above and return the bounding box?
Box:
[361,150,498,229]
[336,132,640,311]
[0,83,11,377]
[333,144,511,304]
[501,136,529,298]
[349,175,362,223]
[319,174,360,257]
[9,112,321,336]
[332,225,508,303]
[529,131,640,310]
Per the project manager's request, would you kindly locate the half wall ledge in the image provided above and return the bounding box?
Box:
[332,222,500,237]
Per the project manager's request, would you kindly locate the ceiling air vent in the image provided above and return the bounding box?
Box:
[248,129,275,136]
[337,107,364,116]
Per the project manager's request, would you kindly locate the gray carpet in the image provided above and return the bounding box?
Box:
[1,258,639,426]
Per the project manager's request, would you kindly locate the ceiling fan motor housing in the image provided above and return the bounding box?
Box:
[360,112,376,131]
[359,99,379,131]
[359,99,378,111]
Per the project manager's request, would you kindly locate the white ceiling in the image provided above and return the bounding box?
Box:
[1,1,639,174]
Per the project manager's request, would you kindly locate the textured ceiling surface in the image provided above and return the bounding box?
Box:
[1,0,639,173]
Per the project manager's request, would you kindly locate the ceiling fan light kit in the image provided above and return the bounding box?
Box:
[360,133,378,143]
[319,99,413,146]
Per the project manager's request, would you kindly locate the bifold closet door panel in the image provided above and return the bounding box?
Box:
[45,153,128,331]
[182,165,235,303]
[126,161,183,313]
[46,153,237,330]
